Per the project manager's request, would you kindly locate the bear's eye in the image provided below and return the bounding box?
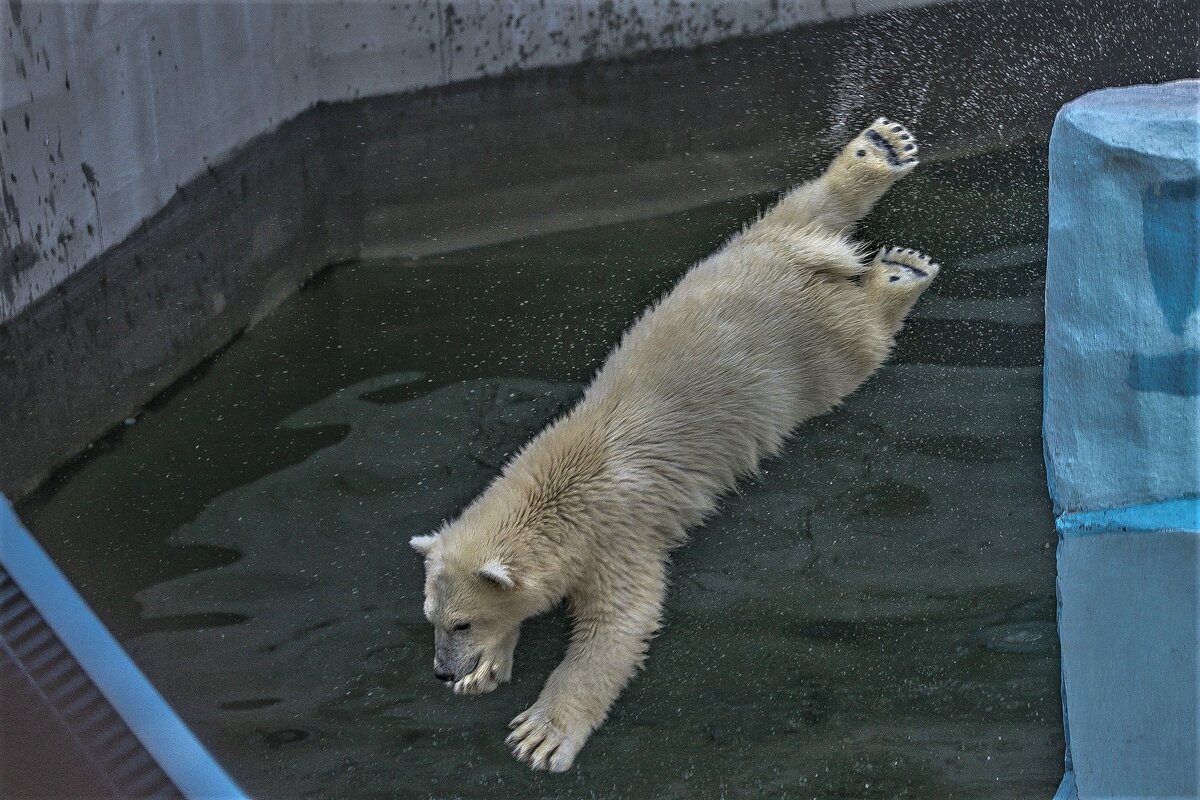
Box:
[452,622,471,632]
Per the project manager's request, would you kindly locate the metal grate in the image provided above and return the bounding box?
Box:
[0,566,183,800]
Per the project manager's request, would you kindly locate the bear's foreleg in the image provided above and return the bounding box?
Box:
[506,559,666,772]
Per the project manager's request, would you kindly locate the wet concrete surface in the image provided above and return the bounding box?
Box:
[21,140,1062,797]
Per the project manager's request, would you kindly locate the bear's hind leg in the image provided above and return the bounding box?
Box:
[764,118,918,233]
[863,246,940,333]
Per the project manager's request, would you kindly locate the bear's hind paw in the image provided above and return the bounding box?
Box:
[873,246,939,285]
[863,246,939,331]
[845,117,919,175]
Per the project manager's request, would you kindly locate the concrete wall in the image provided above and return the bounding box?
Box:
[2,0,1195,501]
[0,0,951,325]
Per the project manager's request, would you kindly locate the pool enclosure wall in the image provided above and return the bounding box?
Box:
[0,497,247,798]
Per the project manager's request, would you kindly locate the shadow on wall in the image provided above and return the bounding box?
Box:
[1129,177,1200,397]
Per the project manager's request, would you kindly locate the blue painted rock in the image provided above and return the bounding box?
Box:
[1045,79,1200,514]
[1046,80,1200,800]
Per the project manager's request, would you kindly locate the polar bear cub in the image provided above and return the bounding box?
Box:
[411,118,938,771]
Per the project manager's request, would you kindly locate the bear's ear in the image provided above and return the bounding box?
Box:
[478,560,515,590]
[409,533,438,556]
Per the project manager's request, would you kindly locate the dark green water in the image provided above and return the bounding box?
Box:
[21,141,1061,798]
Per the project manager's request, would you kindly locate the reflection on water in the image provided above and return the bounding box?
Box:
[21,141,1060,798]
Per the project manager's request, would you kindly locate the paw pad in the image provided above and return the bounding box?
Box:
[857,117,919,169]
[875,246,939,283]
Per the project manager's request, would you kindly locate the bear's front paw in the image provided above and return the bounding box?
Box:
[451,654,510,696]
[505,704,589,772]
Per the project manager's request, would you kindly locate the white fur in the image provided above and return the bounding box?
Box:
[409,533,438,556]
[478,560,515,590]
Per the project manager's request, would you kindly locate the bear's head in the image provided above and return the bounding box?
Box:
[411,417,605,690]
[410,519,550,690]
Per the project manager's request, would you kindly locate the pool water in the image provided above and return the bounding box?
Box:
[21,140,1061,798]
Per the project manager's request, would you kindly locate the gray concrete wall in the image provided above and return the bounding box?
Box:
[0,0,952,325]
[3,0,1193,502]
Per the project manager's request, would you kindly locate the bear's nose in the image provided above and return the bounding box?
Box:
[434,667,454,682]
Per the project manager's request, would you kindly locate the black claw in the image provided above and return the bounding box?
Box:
[904,144,916,151]
[891,124,903,132]
[900,133,912,140]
